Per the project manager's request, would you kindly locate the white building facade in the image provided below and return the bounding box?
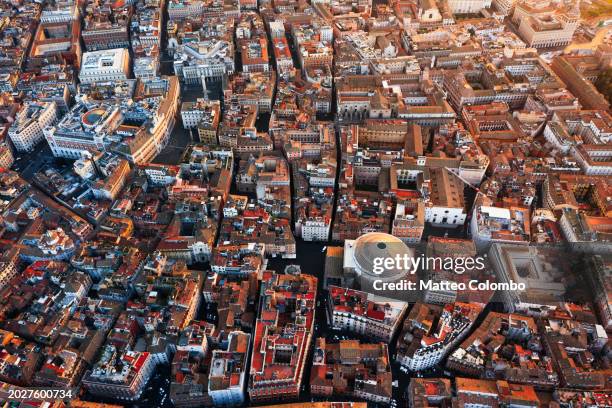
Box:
[79,48,131,84]
[9,101,58,152]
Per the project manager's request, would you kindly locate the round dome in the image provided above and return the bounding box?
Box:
[352,232,414,281]
[82,108,107,127]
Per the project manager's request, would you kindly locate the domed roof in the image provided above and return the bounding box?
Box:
[82,108,107,127]
[352,232,414,280]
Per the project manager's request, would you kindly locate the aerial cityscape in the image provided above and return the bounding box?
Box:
[0,0,611,406]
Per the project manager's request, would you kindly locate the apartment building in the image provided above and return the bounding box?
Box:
[9,101,58,152]
[248,272,317,402]
[79,48,131,84]
[208,331,251,407]
[448,0,492,14]
[82,346,156,400]
[327,286,408,342]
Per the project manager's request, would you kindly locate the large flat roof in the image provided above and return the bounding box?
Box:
[81,48,129,71]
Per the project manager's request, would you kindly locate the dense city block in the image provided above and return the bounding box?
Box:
[0,0,610,406]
